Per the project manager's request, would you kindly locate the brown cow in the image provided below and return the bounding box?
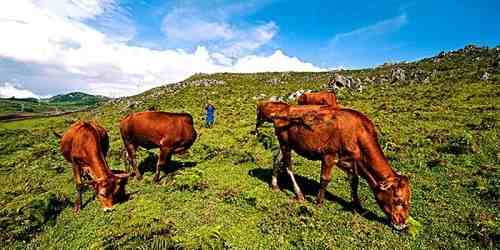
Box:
[120,111,197,182]
[255,101,411,229]
[57,121,129,213]
[297,90,337,106]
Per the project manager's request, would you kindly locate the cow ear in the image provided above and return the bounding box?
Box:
[379,181,392,191]
[114,173,130,184]
[379,177,399,191]
[88,180,99,191]
[398,175,409,185]
[273,118,290,128]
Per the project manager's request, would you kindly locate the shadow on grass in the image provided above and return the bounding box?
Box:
[138,152,197,179]
[248,168,387,226]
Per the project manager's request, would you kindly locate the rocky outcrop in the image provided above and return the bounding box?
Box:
[188,79,226,87]
[391,67,406,82]
[481,72,490,81]
[323,73,364,91]
[434,51,447,63]
[287,89,311,101]
[462,44,481,53]
[266,78,283,85]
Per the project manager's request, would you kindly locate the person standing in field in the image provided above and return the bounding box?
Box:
[204,100,216,128]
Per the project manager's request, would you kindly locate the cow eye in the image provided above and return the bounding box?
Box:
[393,198,404,205]
[98,186,110,196]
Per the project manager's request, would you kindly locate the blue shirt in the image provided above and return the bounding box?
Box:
[206,105,215,117]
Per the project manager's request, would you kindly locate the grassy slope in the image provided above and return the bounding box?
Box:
[0,47,499,249]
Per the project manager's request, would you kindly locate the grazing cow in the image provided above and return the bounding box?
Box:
[297,90,337,106]
[57,121,129,213]
[120,111,197,182]
[255,101,411,229]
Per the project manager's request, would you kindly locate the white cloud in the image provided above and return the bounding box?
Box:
[162,7,235,42]
[331,14,408,43]
[161,2,279,57]
[222,22,278,57]
[31,0,116,20]
[0,0,324,97]
[323,13,409,68]
[230,50,322,73]
[0,82,41,98]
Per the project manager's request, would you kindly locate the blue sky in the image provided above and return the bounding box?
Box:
[0,0,498,97]
[124,0,500,68]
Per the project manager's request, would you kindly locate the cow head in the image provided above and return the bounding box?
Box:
[374,175,411,230]
[255,104,265,131]
[255,102,290,132]
[90,171,130,211]
[111,170,130,203]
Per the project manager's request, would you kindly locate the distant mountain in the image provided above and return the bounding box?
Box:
[47,92,109,104]
[0,92,110,117]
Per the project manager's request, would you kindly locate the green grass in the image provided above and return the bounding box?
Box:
[0,47,499,249]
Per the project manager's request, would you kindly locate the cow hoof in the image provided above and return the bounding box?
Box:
[315,199,324,207]
[294,196,305,202]
[74,207,81,214]
[271,185,280,192]
[153,176,160,183]
[352,203,363,213]
[135,175,143,181]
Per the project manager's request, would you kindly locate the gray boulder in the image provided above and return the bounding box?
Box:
[391,67,406,82]
[481,72,490,81]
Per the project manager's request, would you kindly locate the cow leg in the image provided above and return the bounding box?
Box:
[349,172,362,211]
[71,163,83,214]
[125,144,141,180]
[348,149,363,212]
[153,148,171,183]
[317,154,336,206]
[281,144,304,201]
[271,149,283,191]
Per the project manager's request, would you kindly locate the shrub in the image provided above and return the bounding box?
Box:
[0,192,68,242]
[172,169,208,191]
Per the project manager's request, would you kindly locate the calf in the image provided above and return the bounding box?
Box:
[256,101,411,229]
[120,111,197,182]
[297,90,337,106]
[58,121,129,213]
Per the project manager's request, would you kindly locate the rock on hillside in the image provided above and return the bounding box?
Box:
[318,44,500,92]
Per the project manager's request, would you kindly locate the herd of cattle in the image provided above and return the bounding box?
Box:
[55,90,411,230]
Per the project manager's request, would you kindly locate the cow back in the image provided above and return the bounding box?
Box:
[298,91,337,106]
[120,111,197,149]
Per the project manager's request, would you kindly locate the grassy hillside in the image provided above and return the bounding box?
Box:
[0,45,499,249]
[0,92,109,118]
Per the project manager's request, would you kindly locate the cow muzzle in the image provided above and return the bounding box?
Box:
[102,207,114,212]
[392,223,408,231]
